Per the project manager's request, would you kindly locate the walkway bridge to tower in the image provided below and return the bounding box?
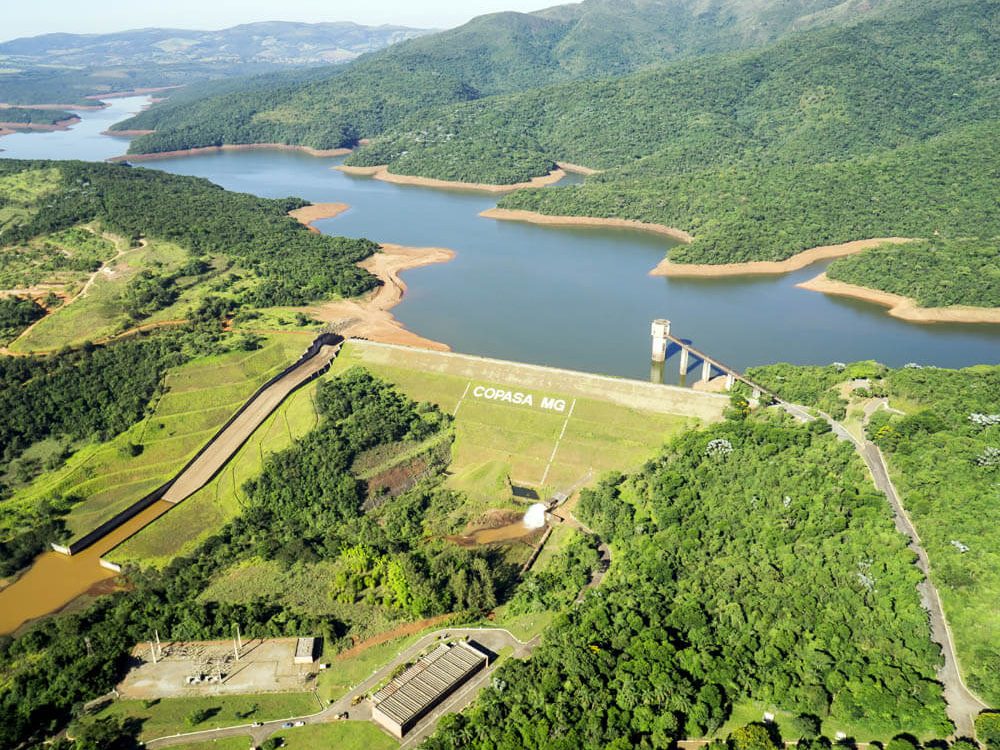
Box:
[650,319,776,401]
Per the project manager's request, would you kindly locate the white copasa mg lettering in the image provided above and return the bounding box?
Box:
[472,385,533,406]
[471,386,566,412]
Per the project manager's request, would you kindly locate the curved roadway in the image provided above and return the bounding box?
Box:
[779,400,987,737]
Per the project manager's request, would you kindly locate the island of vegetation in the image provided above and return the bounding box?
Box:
[0,107,79,133]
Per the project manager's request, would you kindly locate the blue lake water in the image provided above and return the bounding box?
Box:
[2,96,997,382]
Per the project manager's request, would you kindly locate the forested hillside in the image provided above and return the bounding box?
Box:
[747,363,1000,705]
[426,412,952,748]
[502,122,998,264]
[116,0,896,152]
[357,0,997,267]
[118,0,999,281]
[0,160,378,305]
[825,239,1000,308]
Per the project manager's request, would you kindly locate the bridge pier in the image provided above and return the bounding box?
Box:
[678,348,689,375]
[651,319,670,362]
[701,359,712,382]
[725,373,735,391]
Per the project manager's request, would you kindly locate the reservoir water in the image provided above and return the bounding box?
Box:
[2,96,998,381]
[0,95,997,633]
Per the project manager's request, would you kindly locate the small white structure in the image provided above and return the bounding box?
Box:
[294,637,316,665]
[651,319,671,362]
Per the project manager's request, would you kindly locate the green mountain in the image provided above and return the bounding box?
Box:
[0,22,431,106]
[116,0,897,149]
[348,0,996,269]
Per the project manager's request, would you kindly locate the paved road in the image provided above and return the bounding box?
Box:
[861,441,987,737]
[145,628,536,749]
[779,399,987,737]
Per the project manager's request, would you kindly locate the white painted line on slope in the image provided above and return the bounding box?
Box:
[453,381,472,416]
[540,398,576,486]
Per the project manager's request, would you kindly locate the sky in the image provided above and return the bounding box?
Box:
[2,0,554,42]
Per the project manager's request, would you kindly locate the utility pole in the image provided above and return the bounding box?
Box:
[154,629,162,660]
[149,640,158,665]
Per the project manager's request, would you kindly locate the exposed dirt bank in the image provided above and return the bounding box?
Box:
[652,237,914,277]
[336,613,454,657]
[337,164,567,193]
[481,207,692,242]
[85,85,183,101]
[0,102,106,111]
[102,128,155,137]
[111,143,352,163]
[556,161,600,175]
[307,243,455,350]
[0,116,81,135]
[288,202,350,232]
[797,272,1000,324]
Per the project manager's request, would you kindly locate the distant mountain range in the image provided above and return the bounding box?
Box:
[0,21,431,68]
[116,0,903,152]
[0,21,432,105]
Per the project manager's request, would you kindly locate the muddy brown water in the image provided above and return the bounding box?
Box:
[0,501,174,635]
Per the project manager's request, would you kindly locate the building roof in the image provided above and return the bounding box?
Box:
[294,637,315,660]
[373,641,487,727]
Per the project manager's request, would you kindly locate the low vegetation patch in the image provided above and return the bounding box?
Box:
[95,693,319,741]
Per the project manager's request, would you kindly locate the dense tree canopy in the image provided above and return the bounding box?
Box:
[826,238,1000,308]
[0,160,379,306]
[749,363,1000,704]
[426,413,951,749]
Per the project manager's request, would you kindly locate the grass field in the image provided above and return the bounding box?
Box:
[0,167,60,234]
[329,341,702,504]
[717,699,929,743]
[269,721,398,750]
[10,235,245,353]
[7,335,309,544]
[156,738,249,750]
[95,693,320,741]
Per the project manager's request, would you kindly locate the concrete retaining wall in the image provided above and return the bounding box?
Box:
[346,339,728,421]
[56,333,343,556]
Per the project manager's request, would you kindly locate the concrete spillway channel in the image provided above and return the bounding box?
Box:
[73,332,345,560]
[0,333,343,634]
[160,339,340,506]
[0,333,342,635]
